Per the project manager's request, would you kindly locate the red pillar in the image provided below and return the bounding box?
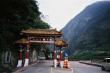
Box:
[60,50,63,61]
[60,50,64,68]
[53,37,57,68]
[26,47,29,59]
[17,45,23,67]
[53,50,57,68]
[19,49,22,60]
[24,44,30,67]
[53,50,56,59]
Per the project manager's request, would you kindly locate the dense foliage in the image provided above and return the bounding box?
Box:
[0,0,50,71]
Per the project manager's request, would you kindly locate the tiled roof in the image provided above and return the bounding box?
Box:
[55,38,68,47]
[21,28,62,37]
[16,38,29,44]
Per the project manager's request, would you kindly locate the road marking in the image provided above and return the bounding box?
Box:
[51,67,73,73]
[71,68,73,73]
[51,67,53,73]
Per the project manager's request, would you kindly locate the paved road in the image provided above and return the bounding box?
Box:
[14,60,52,73]
[51,67,73,73]
[14,60,109,73]
[71,61,109,73]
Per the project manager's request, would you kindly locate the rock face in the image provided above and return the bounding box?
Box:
[62,1,110,55]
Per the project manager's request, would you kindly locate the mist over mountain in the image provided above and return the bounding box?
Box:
[62,1,110,57]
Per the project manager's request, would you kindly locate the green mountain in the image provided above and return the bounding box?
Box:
[62,1,110,60]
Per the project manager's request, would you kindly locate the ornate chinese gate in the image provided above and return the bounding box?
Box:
[16,28,67,67]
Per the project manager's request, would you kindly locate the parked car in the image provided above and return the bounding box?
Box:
[101,58,110,71]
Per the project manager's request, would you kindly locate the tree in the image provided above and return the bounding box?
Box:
[0,0,50,70]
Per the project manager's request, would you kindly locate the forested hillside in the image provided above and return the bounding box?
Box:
[0,0,49,71]
[62,1,110,60]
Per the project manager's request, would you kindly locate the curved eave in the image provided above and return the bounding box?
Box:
[21,28,62,37]
[21,33,62,37]
[15,38,29,45]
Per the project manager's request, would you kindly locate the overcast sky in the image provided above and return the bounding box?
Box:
[37,0,104,30]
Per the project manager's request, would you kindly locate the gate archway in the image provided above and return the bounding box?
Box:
[16,28,63,67]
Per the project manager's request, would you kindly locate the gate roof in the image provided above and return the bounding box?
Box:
[21,28,62,37]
